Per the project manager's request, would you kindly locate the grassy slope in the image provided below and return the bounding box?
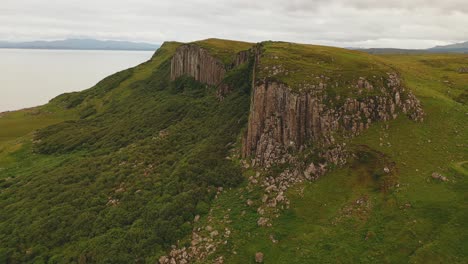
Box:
[201,53,468,263]
[0,40,253,263]
[0,40,466,264]
[0,103,77,168]
[257,42,394,96]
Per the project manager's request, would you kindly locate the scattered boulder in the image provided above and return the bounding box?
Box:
[257,217,269,226]
[255,252,264,263]
[431,172,448,182]
[159,129,169,138]
[269,234,278,243]
[158,256,168,264]
[210,230,219,238]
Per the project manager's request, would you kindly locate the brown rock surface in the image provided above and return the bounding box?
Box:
[242,73,424,167]
[171,44,226,86]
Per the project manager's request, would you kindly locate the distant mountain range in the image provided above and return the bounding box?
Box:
[354,41,468,54]
[0,39,160,51]
[429,41,468,52]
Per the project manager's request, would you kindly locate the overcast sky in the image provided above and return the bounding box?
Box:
[1,0,467,48]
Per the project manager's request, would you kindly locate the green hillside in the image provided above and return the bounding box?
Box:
[217,54,468,263]
[0,39,466,264]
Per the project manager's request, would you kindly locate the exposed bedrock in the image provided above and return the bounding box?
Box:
[170,44,226,86]
[233,50,250,67]
[170,44,252,99]
[242,74,424,167]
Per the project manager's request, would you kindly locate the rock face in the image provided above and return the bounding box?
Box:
[171,44,226,86]
[233,50,250,67]
[171,44,252,99]
[242,53,424,167]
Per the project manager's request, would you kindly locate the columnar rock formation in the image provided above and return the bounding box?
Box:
[171,44,253,99]
[170,44,226,86]
[242,60,424,168]
[170,43,424,168]
[233,50,250,67]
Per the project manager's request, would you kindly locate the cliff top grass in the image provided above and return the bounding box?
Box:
[193,38,254,66]
[379,53,468,104]
[257,41,396,94]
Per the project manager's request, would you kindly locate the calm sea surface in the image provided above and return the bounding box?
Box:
[0,49,153,112]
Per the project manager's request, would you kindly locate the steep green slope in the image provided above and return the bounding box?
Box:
[0,40,253,263]
[0,40,466,264]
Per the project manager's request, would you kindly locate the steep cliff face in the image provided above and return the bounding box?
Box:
[170,43,254,99]
[233,50,250,67]
[241,44,424,167]
[170,44,226,86]
[169,41,425,169]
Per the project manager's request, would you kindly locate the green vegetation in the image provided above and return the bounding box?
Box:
[194,38,253,66]
[0,105,77,167]
[0,41,253,263]
[0,40,466,264]
[257,41,395,99]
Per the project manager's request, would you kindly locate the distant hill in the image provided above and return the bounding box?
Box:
[429,41,468,52]
[353,48,428,54]
[354,40,468,54]
[0,38,160,51]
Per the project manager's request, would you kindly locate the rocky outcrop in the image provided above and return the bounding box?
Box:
[171,44,253,100]
[242,74,424,167]
[159,188,230,264]
[171,44,226,86]
[233,50,250,67]
[458,67,468,73]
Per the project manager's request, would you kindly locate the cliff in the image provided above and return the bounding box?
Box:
[169,41,425,169]
[163,39,430,264]
[241,42,425,167]
[170,44,227,86]
[241,76,424,167]
[170,42,254,98]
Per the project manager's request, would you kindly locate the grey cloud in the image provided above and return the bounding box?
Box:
[0,0,467,48]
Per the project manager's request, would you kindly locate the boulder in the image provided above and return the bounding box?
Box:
[194,215,200,222]
[257,217,269,226]
[432,172,448,182]
[255,252,264,263]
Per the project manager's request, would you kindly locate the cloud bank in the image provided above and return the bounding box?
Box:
[1,0,467,48]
